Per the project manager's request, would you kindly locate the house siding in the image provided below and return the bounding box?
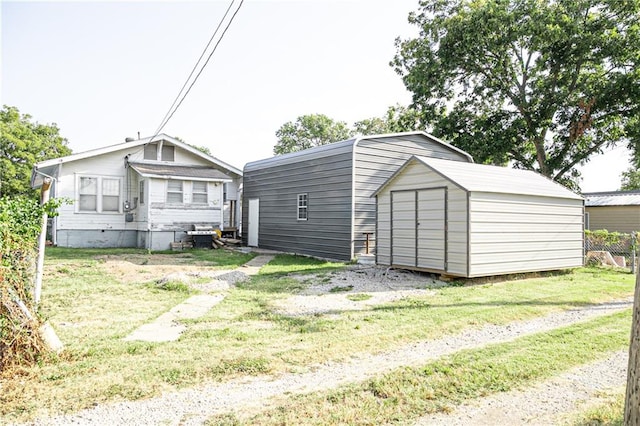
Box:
[586,205,640,233]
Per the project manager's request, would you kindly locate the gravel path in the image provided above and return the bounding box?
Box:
[25,298,632,426]
[415,350,627,425]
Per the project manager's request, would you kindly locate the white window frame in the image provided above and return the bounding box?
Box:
[76,175,122,214]
[297,193,308,221]
[167,180,184,203]
[192,181,208,204]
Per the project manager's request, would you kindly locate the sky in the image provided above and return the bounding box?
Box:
[0,0,631,192]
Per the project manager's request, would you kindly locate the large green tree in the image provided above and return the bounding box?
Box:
[620,167,640,190]
[273,114,353,155]
[353,105,422,136]
[0,106,71,198]
[393,0,640,189]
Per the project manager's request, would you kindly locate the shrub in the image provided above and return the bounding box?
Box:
[0,196,65,370]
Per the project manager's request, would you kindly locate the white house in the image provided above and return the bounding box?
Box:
[31,134,242,250]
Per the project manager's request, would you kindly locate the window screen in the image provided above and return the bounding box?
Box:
[79,177,97,211]
[144,143,157,160]
[192,181,208,204]
[161,145,175,161]
[167,180,183,203]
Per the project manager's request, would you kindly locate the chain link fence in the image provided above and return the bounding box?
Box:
[585,230,638,271]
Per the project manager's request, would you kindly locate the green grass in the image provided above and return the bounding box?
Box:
[0,250,634,423]
[209,310,631,425]
[572,390,625,425]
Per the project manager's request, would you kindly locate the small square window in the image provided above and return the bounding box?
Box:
[161,145,175,162]
[144,143,157,160]
[297,193,308,221]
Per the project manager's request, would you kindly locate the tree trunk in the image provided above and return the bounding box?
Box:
[625,269,640,424]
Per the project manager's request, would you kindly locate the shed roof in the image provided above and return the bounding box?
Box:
[583,190,640,206]
[129,163,233,181]
[243,131,473,172]
[374,156,582,200]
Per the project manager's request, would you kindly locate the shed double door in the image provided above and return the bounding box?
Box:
[391,188,447,271]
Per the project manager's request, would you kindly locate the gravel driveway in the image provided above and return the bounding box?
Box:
[25,296,632,426]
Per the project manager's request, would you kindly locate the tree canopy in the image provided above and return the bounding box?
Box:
[274,109,423,155]
[620,167,640,191]
[353,105,422,136]
[273,114,354,155]
[392,0,640,189]
[0,106,71,198]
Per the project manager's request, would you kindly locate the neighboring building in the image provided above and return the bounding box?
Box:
[241,131,473,261]
[374,156,584,278]
[583,190,640,234]
[31,134,242,250]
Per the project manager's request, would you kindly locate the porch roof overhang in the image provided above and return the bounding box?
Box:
[129,162,233,182]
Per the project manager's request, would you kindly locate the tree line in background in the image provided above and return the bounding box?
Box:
[276,0,640,192]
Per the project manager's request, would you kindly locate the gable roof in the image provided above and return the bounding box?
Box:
[129,162,233,181]
[584,190,640,206]
[374,156,582,200]
[32,134,241,187]
[244,131,473,172]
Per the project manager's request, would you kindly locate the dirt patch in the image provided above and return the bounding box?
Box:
[94,254,217,283]
[272,265,445,316]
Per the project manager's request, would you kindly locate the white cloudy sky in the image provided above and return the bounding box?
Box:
[1,0,630,192]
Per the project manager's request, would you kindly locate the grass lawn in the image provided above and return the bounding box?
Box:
[0,248,635,423]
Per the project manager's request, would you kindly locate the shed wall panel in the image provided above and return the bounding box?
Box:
[468,193,583,277]
[586,205,640,233]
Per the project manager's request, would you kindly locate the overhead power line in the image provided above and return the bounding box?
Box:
[149,0,245,142]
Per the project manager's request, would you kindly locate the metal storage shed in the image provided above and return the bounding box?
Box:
[583,190,640,233]
[373,156,584,277]
[242,132,473,261]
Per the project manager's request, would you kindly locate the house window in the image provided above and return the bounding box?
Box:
[144,143,157,160]
[161,145,175,162]
[167,180,183,203]
[79,177,98,211]
[77,176,121,213]
[297,193,308,220]
[102,179,120,211]
[139,181,145,205]
[192,181,208,204]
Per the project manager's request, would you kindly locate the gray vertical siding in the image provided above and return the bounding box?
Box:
[242,142,355,260]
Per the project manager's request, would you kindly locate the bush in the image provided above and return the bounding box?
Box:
[0,196,64,370]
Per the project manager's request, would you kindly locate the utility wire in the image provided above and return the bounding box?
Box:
[149,0,244,142]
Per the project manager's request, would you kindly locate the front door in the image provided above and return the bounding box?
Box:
[248,198,259,247]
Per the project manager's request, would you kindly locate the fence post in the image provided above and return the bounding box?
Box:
[633,232,637,275]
